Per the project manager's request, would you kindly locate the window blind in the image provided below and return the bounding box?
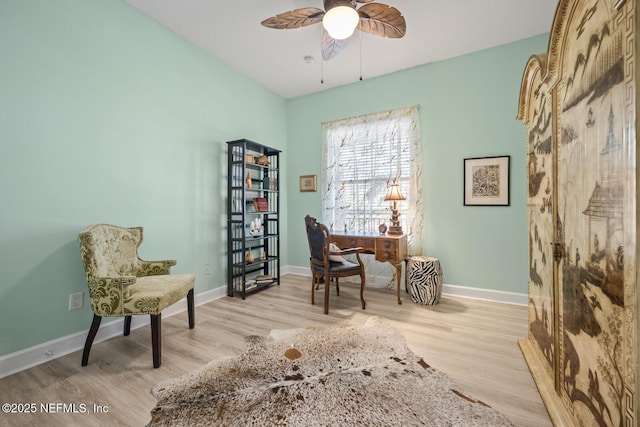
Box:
[322,111,413,234]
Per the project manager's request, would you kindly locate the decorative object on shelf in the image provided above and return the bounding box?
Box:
[378,223,387,234]
[300,175,317,192]
[260,251,267,261]
[246,172,252,189]
[246,154,255,164]
[463,156,510,206]
[256,155,271,166]
[245,249,255,264]
[249,218,264,236]
[384,180,405,235]
[253,226,262,236]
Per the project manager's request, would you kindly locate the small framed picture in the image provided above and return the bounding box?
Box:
[300,175,317,192]
[464,156,510,206]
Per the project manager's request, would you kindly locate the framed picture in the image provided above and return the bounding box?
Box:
[463,156,510,206]
[300,175,317,192]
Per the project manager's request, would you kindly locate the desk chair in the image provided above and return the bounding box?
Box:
[304,215,366,314]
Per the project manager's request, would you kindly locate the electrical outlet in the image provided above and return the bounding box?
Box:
[69,292,83,310]
[204,264,211,276]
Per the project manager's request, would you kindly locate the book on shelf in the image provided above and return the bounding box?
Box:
[263,177,277,190]
[253,197,269,212]
[255,274,273,284]
[239,279,257,291]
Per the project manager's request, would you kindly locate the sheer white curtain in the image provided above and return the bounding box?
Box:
[321,106,423,286]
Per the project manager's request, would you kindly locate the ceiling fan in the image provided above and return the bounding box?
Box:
[261,0,406,61]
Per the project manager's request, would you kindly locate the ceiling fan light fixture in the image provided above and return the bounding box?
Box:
[322,5,359,40]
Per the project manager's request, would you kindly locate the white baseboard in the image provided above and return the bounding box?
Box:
[286,265,527,305]
[441,283,527,306]
[0,268,525,378]
[0,286,227,379]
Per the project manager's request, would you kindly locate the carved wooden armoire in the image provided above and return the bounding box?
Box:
[517,0,638,425]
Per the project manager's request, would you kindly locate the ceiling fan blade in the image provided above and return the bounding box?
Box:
[357,3,406,38]
[355,0,375,3]
[321,29,349,61]
[261,7,325,29]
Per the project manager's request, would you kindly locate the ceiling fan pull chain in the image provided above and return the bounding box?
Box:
[321,30,325,84]
[359,30,363,81]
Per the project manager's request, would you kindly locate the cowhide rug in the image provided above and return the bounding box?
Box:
[148,316,514,426]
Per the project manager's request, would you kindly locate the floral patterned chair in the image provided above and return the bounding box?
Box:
[78,224,195,368]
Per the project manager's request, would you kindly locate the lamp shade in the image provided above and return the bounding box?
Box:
[384,184,406,201]
[322,5,359,40]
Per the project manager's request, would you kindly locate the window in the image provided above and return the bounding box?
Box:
[321,106,423,257]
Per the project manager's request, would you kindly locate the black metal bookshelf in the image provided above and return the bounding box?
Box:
[226,139,280,298]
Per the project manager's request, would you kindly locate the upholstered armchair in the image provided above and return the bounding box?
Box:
[78,224,195,368]
[304,215,366,314]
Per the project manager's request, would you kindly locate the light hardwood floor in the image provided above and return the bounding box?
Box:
[0,275,551,426]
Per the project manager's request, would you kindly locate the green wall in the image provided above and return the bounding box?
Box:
[286,34,549,294]
[0,0,548,359]
[0,0,287,356]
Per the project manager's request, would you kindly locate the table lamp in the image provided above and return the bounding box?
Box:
[384,182,406,235]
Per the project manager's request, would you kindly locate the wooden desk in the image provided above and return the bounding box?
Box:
[331,232,408,305]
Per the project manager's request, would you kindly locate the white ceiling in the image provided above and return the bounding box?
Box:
[121,0,557,99]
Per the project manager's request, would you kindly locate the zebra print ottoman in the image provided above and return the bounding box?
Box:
[407,256,443,305]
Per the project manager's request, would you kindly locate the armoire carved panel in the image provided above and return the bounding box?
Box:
[517,0,637,425]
